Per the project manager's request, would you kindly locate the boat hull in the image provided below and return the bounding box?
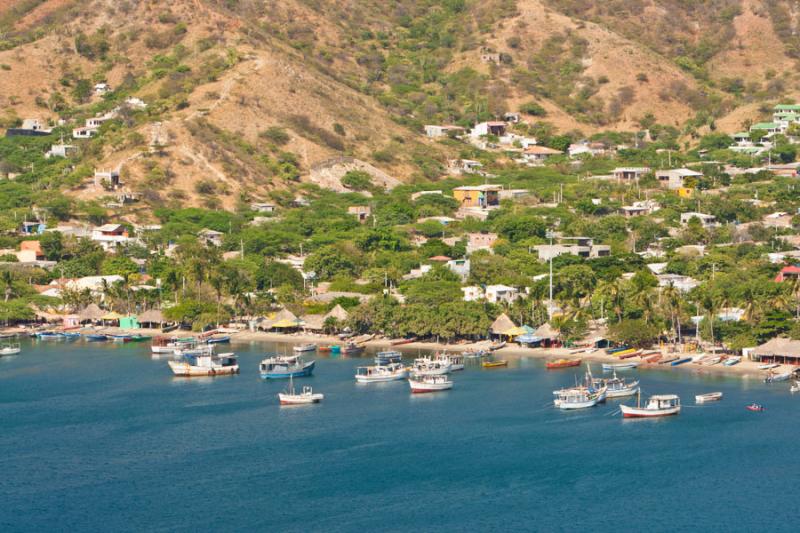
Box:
[168,361,239,377]
[0,348,21,355]
[409,380,453,393]
[260,361,316,379]
[355,370,408,382]
[278,393,323,404]
[695,392,723,403]
[602,363,639,371]
[620,405,680,418]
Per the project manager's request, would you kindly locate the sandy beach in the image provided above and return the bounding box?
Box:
[2,325,784,380]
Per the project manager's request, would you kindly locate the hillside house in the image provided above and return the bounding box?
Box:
[620,200,660,218]
[503,112,521,123]
[680,212,716,228]
[613,167,650,182]
[568,141,608,158]
[424,125,465,138]
[453,184,501,208]
[91,224,130,250]
[763,211,794,229]
[485,284,520,304]
[447,258,470,280]
[20,221,46,235]
[124,97,147,110]
[18,240,45,262]
[657,274,699,293]
[72,127,97,139]
[776,266,800,282]
[347,205,371,222]
[469,121,506,139]
[6,118,52,137]
[462,286,485,302]
[198,228,225,247]
[250,203,276,213]
[656,168,702,190]
[466,232,498,253]
[533,237,610,261]
[518,145,562,165]
[94,169,120,189]
[448,159,484,175]
[45,143,77,158]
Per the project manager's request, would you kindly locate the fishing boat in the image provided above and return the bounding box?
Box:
[84,334,108,342]
[659,356,679,365]
[151,335,192,354]
[606,345,631,355]
[355,362,408,382]
[203,335,231,344]
[746,403,765,412]
[482,359,508,368]
[791,381,800,393]
[412,357,452,376]
[758,363,780,370]
[127,334,150,342]
[671,357,692,366]
[695,392,723,404]
[374,350,403,365]
[722,356,741,366]
[317,345,332,354]
[109,334,133,343]
[390,337,417,346]
[341,342,364,355]
[620,392,681,418]
[644,354,662,364]
[764,370,792,383]
[488,340,506,351]
[602,362,639,371]
[259,354,315,379]
[408,374,453,393]
[463,349,487,359]
[546,358,581,369]
[278,376,324,405]
[436,352,464,371]
[174,344,214,357]
[601,373,639,398]
[292,343,317,353]
[62,332,81,339]
[618,351,642,360]
[701,356,722,366]
[553,386,607,410]
[0,343,21,356]
[168,352,239,376]
[34,331,63,339]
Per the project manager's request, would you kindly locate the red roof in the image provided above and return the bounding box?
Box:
[429,255,452,262]
[775,266,800,282]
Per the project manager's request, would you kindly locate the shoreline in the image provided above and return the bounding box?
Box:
[2,326,781,380]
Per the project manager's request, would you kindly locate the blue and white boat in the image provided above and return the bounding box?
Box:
[260,354,315,379]
[34,331,63,339]
[671,357,692,366]
[722,356,741,366]
[602,362,639,371]
[204,335,231,344]
[374,350,402,365]
[84,334,109,342]
[62,332,81,339]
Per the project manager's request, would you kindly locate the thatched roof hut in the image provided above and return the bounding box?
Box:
[534,323,560,340]
[138,309,165,326]
[301,314,325,331]
[78,303,105,322]
[490,313,516,335]
[324,304,349,322]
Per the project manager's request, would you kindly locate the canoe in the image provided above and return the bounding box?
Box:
[390,337,417,346]
[317,346,332,353]
[671,357,692,366]
[614,348,638,358]
[546,359,581,369]
[722,356,741,366]
[602,362,639,371]
[488,341,506,351]
[482,360,508,368]
[618,350,642,360]
[644,354,662,363]
[84,334,108,341]
[758,363,779,370]
[695,392,723,404]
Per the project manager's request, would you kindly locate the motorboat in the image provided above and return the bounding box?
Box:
[553,386,607,409]
[409,374,453,393]
[174,344,214,357]
[436,353,464,371]
[746,403,765,412]
[341,342,364,355]
[34,331,63,339]
[0,343,21,356]
[601,372,639,398]
[605,345,630,355]
[722,356,741,366]
[151,336,194,354]
[659,356,679,365]
[620,392,680,418]
[260,354,315,379]
[695,392,723,404]
[764,370,792,383]
[758,363,780,370]
[791,381,800,394]
[488,341,506,351]
[62,332,81,339]
[463,349,487,359]
[412,357,452,376]
[204,335,231,344]
[168,353,239,377]
[374,350,403,365]
[278,376,323,405]
[482,359,508,368]
[701,356,722,366]
[618,350,642,360]
[602,362,639,371]
[546,358,581,369]
[671,357,692,366]
[293,343,317,353]
[355,362,408,382]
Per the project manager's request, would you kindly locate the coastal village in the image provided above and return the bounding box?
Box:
[6,97,800,389]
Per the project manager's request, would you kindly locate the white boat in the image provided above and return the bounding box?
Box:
[553,386,607,409]
[168,353,239,376]
[701,356,722,366]
[435,352,464,371]
[355,362,408,382]
[695,392,723,404]
[293,343,317,353]
[174,344,214,357]
[374,350,403,365]
[409,374,453,393]
[603,374,639,398]
[722,356,741,366]
[278,376,323,405]
[0,343,21,356]
[412,357,452,376]
[791,381,800,394]
[764,370,792,383]
[758,363,780,370]
[620,392,680,418]
[260,354,315,379]
[602,362,639,371]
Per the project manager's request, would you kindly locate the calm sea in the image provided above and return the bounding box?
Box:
[0,339,795,532]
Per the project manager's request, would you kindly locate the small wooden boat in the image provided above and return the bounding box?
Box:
[618,350,642,360]
[553,386,607,409]
[644,354,662,363]
[390,337,417,346]
[695,392,723,404]
[292,343,317,353]
[602,362,639,371]
[482,359,508,368]
[764,371,792,383]
[62,332,81,339]
[204,335,231,344]
[278,376,323,405]
[0,343,21,356]
[84,334,108,342]
[722,356,741,366]
[34,331,63,339]
[127,334,151,342]
[758,363,780,370]
[488,341,506,351]
[606,345,630,355]
[355,362,408,382]
[620,392,681,418]
[671,357,692,366]
[746,403,765,412]
[341,342,364,355]
[409,374,453,393]
[701,356,722,366]
[463,349,487,359]
[659,356,679,365]
[317,345,332,353]
[546,358,581,369]
[109,334,132,343]
[168,353,239,377]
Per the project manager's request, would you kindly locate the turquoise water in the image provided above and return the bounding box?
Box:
[0,339,796,532]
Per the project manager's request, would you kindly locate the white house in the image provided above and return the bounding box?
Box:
[251,203,277,213]
[91,224,131,250]
[518,146,562,165]
[657,274,699,293]
[655,168,702,190]
[469,121,506,139]
[680,212,716,228]
[45,143,77,158]
[94,82,111,95]
[485,284,520,304]
[72,126,97,139]
[462,286,485,302]
[613,167,650,181]
[198,228,225,247]
[424,125,465,138]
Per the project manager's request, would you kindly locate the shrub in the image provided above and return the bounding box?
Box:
[260,126,290,145]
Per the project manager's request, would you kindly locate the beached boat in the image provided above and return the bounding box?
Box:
[168,353,239,377]
[606,345,630,355]
[203,335,231,344]
[278,376,323,405]
[546,358,581,369]
[620,392,681,418]
[695,392,723,404]
[34,331,63,339]
[436,353,465,371]
[701,356,722,366]
[109,334,132,343]
[390,337,417,346]
[292,343,317,353]
[84,334,108,342]
[62,332,81,339]
[764,370,792,383]
[722,356,741,366]
[602,362,639,371]
[758,363,780,370]
[746,403,765,412]
[355,362,408,382]
[644,354,662,364]
[0,343,21,356]
[409,374,453,393]
[412,357,452,376]
[127,334,150,342]
[553,386,607,409]
[374,350,403,365]
[659,356,679,365]
[482,359,508,368]
[260,354,315,379]
[488,341,506,351]
[671,357,692,366]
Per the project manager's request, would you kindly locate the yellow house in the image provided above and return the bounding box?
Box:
[452,185,501,208]
[677,187,694,198]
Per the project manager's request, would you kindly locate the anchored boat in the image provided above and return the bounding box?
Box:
[409,374,453,393]
[355,362,408,382]
[620,392,680,418]
[695,392,723,404]
[168,353,239,377]
[0,343,21,356]
[602,362,639,371]
[553,386,607,409]
[278,376,323,405]
[374,350,403,365]
[412,357,452,376]
[435,352,465,371]
[292,343,317,353]
[259,354,315,379]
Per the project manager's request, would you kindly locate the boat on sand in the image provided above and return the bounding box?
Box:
[546,358,581,369]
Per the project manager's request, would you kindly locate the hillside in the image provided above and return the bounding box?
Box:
[1,0,800,209]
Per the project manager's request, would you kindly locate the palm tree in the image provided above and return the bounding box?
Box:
[2,271,13,302]
[660,283,683,344]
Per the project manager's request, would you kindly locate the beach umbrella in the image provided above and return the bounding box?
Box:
[503,326,529,337]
